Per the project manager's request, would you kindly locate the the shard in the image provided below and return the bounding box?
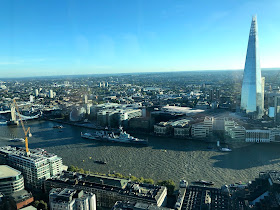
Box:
[241,15,263,117]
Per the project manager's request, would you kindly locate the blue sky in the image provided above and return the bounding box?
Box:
[1,0,280,77]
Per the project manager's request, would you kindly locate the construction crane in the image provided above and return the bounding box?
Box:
[13,99,32,155]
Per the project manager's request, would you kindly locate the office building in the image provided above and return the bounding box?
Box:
[245,130,271,143]
[49,90,54,98]
[178,185,230,210]
[154,122,173,136]
[84,94,88,104]
[191,123,210,138]
[49,188,96,210]
[0,146,63,189]
[112,201,171,210]
[97,109,142,128]
[29,95,34,103]
[274,96,280,123]
[230,171,280,209]
[240,16,264,118]
[34,89,39,97]
[45,171,167,208]
[0,165,25,196]
[227,126,246,141]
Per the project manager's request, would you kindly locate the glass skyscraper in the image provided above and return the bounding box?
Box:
[241,16,263,118]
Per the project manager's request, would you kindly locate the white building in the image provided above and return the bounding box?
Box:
[0,146,64,189]
[224,120,236,133]
[154,122,172,136]
[0,165,25,196]
[227,126,246,141]
[203,117,214,133]
[245,130,271,143]
[84,94,88,104]
[269,128,280,142]
[171,119,191,138]
[49,188,96,210]
[97,108,142,127]
[34,89,39,97]
[29,95,34,103]
[49,90,54,98]
[191,123,210,138]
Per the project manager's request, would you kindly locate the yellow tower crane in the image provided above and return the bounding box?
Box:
[13,99,32,155]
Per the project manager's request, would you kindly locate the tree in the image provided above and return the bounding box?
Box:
[130,176,138,182]
[33,200,40,208]
[68,165,75,172]
[157,180,175,195]
[143,178,154,184]
[37,200,48,210]
[33,200,48,210]
[138,177,144,183]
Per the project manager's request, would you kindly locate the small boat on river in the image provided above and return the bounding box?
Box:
[193,180,214,186]
[94,160,107,164]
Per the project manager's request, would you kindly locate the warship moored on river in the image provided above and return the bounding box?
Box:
[81,128,148,146]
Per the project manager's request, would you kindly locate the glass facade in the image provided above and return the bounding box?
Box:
[241,16,263,117]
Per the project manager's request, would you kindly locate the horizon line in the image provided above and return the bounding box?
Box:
[1,68,280,80]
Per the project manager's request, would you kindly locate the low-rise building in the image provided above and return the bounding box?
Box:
[154,122,172,136]
[154,119,191,137]
[178,185,230,210]
[49,188,96,210]
[191,123,210,138]
[96,108,142,128]
[172,119,191,138]
[128,117,151,131]
[269,128,280,143]
[44,171,167,208]
[112,201,171,210]
[227,126,246,141]
[9,190,34,210]
[245,130,271,143]
[231,171,280,209]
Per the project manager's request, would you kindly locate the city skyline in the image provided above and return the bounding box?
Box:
[1,0,280,78]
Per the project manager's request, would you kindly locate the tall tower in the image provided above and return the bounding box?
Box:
[241,16,263,118]
[49,90,54,98]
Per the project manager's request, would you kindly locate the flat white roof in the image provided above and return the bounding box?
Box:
[162,105,205,114]
[0,165,21,179]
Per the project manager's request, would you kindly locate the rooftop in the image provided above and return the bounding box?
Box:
[10,189,33,203]
[113,201,171,210]
[46,171,165,202]
[0,146,59,163]
[162,105,205,115]
[0,165,21,179]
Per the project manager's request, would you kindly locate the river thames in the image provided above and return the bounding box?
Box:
[1,120,280,187]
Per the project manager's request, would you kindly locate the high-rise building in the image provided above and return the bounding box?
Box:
[34,89,39,97]
[84,94,88,104]
[49,89,54,98]
[29,95,34,103]
[274,96,280,123]
[240,16,264,118]
[0,146,64,189]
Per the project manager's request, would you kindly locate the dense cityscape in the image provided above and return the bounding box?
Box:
[1,1,280,210]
